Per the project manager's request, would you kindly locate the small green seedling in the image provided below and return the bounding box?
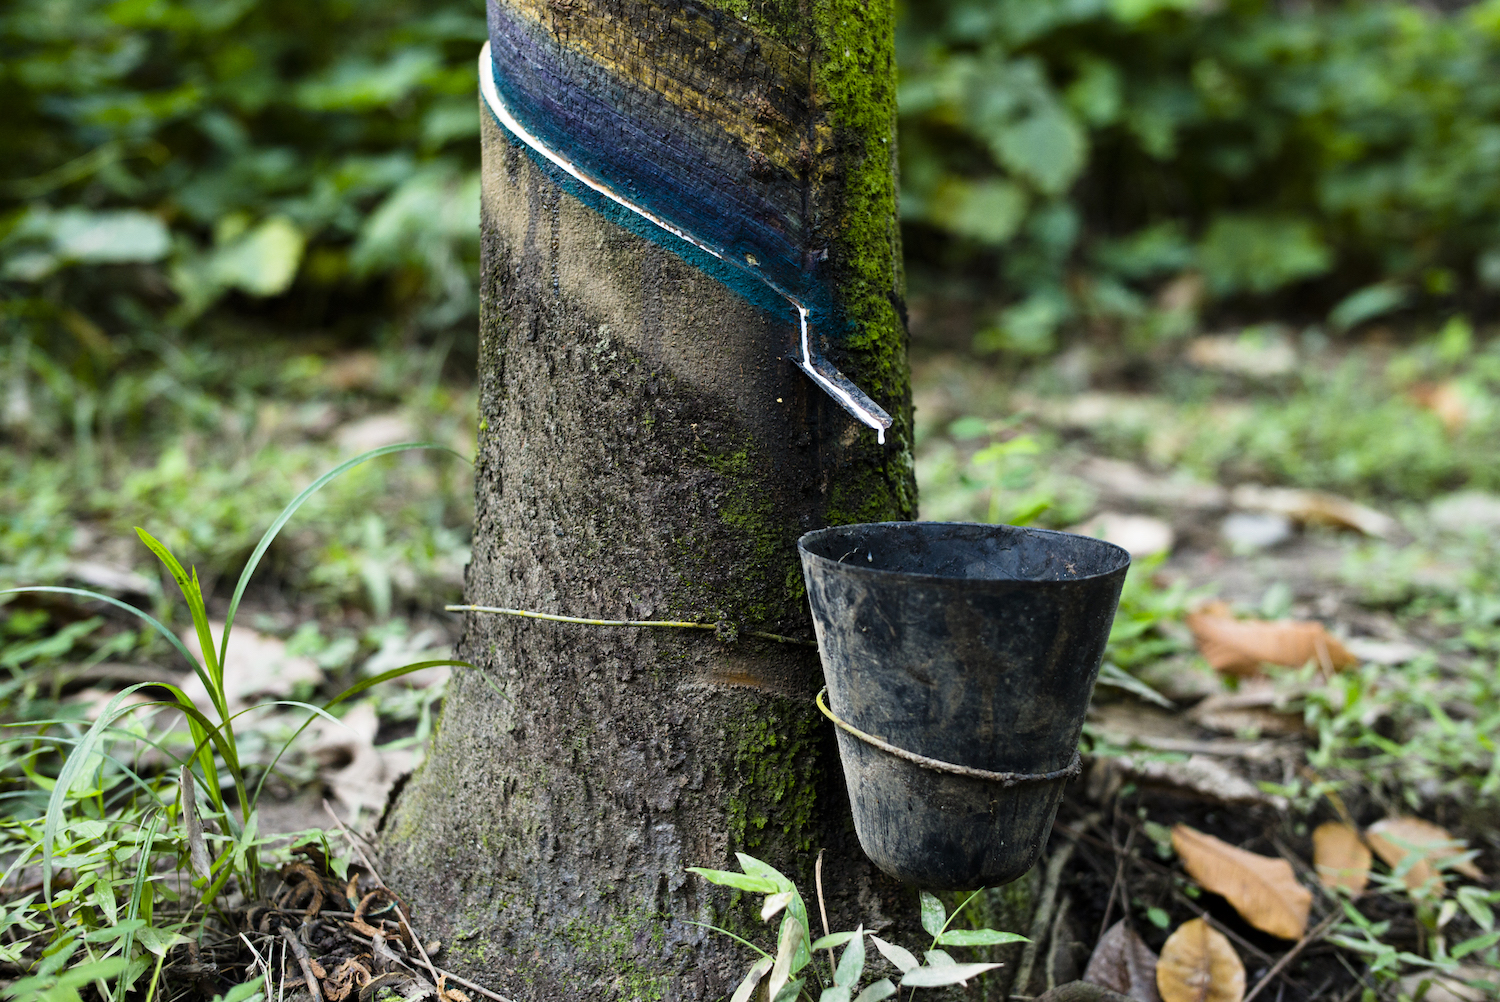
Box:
[689,854,1026,1001]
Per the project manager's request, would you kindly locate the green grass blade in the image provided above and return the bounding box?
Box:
[132,529,223,715]
[152,683,248,828]
[216,442,465,672]
[682,920,774,960]
[116,812,162,1002]
[327,659,473,708]
[41,684,159,902]
[18,733,177,807]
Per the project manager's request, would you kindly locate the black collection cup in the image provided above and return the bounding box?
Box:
[798,521,1130,889]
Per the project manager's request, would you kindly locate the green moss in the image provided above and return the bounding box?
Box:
[557,908,671,1002]
[814,0,919,521]
[443,929,494,969]
[694,442,806,627]
[725,698,821,853]
[699,0,807,43]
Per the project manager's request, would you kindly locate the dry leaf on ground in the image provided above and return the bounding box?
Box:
[1074,457,1228,512]
[1395,966,1497,1002]
[1366,817,1482,896]
[1090,755,1287,810]
[180,622,322,713]
[63,559,157,596]
[1229,485,1398,538]
[1083,921,1162,1002]
[309,702,418,822]
[333,411,417,455]
[1312,822,1371,896]
[1186,332,1297,379]
[1172,825,1311,940]
[321,350,382,391]
[1429,491,1500,535]
[1067,512,1176,558]
[1186,603,1356,676]
[1342,637,1425,666]
[1156,919,1245,1002]
[1408,381,1470,433]
[1189,682,1304,737]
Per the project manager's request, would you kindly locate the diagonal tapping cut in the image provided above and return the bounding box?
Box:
[478,42,893,444]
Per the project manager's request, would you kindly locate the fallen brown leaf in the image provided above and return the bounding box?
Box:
[1366,817,1482,896]
[180,622,322,713]
[309,702,418,821]
[335,411,418,456]
[321,351,382,391]
[1186,604,1356,677]
[1395,966,1497,1002]
[179,766,211,881]
[1187,332,1296,379]
[1156,919,1244,1002]
[1312,822,1371,896]
[1067,512,1176,558]
[1090,754,1287,810]
[436,974,471,1002]
[1083,921,1162,1002]
[1229,485,1398,539]
[1189,683,1304,737]
[1171,826,1311,940]
[1408,381,1469,433]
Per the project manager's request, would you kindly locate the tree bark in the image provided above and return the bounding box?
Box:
[382,1,928,997]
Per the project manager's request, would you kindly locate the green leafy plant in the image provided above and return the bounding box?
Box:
[916,417,1096,529]
[899,0,1500,351]
[688,854,1026,1001]
[1,0,484,334]
[0,443,471,996]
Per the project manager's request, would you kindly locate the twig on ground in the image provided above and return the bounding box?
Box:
[322,803,443,984]
[1030,982,1134,1002]
[280,927,324,1002]
[1165,885,1280,968]
[1017,815,1098,994]
[815,849,835,975]
[1242,910,1340,1002]
[348,927,513,1001]
[1063,821,1310,994]
[1045,895,1072,992]
[1334,947,1384,1002]
[322,802,512,1002]
[239,932,271,994]
[1097,824,1136,941]
[433,967,514,1002]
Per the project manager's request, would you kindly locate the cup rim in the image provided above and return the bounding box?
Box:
[797,520,1131,588]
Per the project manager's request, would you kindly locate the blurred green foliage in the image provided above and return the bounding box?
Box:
[7,0,1500,359]
[899,0,1500,354]
[0,0,482,618]
[1,0,483,337]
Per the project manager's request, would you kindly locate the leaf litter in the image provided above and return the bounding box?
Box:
[1084,921,1162,1002]
[1311,822,1371,896]
[1170,826,1311,940]
[1156,919,1245,1002]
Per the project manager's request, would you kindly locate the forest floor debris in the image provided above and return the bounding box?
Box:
[1,331,1498,999]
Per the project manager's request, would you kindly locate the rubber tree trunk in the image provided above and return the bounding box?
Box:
[382,1,938,997]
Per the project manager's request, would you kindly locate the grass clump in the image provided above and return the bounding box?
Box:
[0,445,470,999]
